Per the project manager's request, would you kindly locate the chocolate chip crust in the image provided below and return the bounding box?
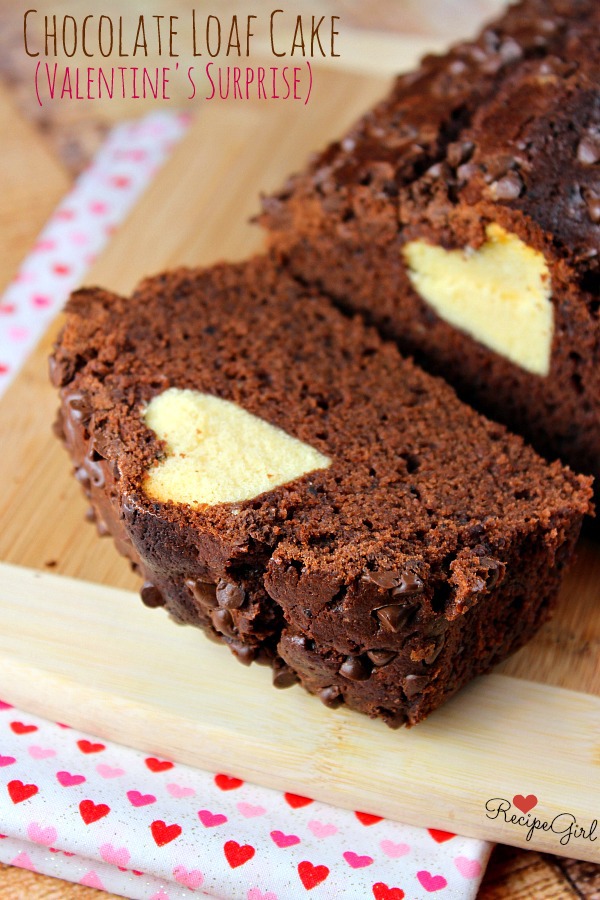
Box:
[50,257,592,726]
[260,0,600,488]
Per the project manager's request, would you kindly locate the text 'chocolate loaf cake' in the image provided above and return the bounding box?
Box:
[260,0,600,488]
[50,256,592,726]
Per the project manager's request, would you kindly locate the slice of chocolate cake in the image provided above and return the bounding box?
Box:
[50,256,592,726]
[260,0,600,487]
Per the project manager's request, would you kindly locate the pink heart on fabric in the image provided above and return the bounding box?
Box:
[454,856,482,879]
[308,820,338,839]
[417,871,448,893]
[96,764,124,779]
[8,327,29,342]
[343,851,374,869]
[127,790,156,807]
[99,843,130,868]
[247,889,279,900]
[28,746,56,760]
[198,809,227,827]
[56,771,86,787]
[150,892,170,900]
[167,782,195,798]
[0,305,15,315]
[34,239,56,252]
[27,823,58,846]
[0,756,16,767]
[237,802,266,818]
[32,295,51,308]
[12,851,36,871]
[270,830,301,848]
[173,865,204,889]
[89,201,108,215]
[81,872,105,890]
[380,839,411,858]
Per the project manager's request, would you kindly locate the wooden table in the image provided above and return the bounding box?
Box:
[0,1,598,897]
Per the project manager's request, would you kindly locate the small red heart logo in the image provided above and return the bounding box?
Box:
[8,780,38,804]
[373,884,405,900]
[355,811,383,826]
[145,756,174,773]
[150,820,182,846]
[77,739,105,754]
[224,840,255,868]
[428,828,456,843]
[284,792,313,809]
[52,263,71,276]
[79,800,110,824]
[298,860,330,890]
[10,722,38,735]
[513,794,538,813]
[215,773,243,791]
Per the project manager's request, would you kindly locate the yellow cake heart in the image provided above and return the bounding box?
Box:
[143,388,331,507]
[403,223,553,376]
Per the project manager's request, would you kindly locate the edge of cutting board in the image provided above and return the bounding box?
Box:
[0,562,598,862]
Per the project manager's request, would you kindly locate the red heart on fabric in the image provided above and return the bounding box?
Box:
[214,774,243,791]
[224,840,255,868]
[145,757,174,773]
[150,820,182,846]
[355,811,383,826]
[77,740,105,754]
[10,722,38,735]
[284,793,313,809]
[372,884,405,900]
[8,780,38,803]
[297,860,330,890]
[79,800,110,824]
[428,828,456,843]
[513,794,538,813]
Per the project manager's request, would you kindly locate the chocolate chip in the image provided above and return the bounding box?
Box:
[185,578,218,609]
[577,134,600,165]
[375,604,415,633]
[478,557,501,590]
[216,580,246,609]
[366,649,398,667]
[402,674,429,699]
[319,686,344,708]
[339,655,370,681]
[65,392,92,422]
[424,637,445,665]
[584,189,600,223]
[425,617,449,637]
[140,581,165,608]
[272,664,299,689]
[392,571,424,597]
[212,608,236,637]
[363,569,400,590]
[230,642,256,666]
[489,171,523,201]
[447,140,474,168]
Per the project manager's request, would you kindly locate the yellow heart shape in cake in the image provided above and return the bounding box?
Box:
[403,223,553,376]
[143,388,331,507]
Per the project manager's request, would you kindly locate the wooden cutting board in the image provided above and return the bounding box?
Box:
[0,52,599,862]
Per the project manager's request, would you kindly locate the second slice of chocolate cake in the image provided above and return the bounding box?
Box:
[50,256,592,726]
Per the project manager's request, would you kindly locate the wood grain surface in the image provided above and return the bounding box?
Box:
[1,1,599,896]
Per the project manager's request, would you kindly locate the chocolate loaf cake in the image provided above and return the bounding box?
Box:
[50,257,592,726]
[260,0,600,487]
